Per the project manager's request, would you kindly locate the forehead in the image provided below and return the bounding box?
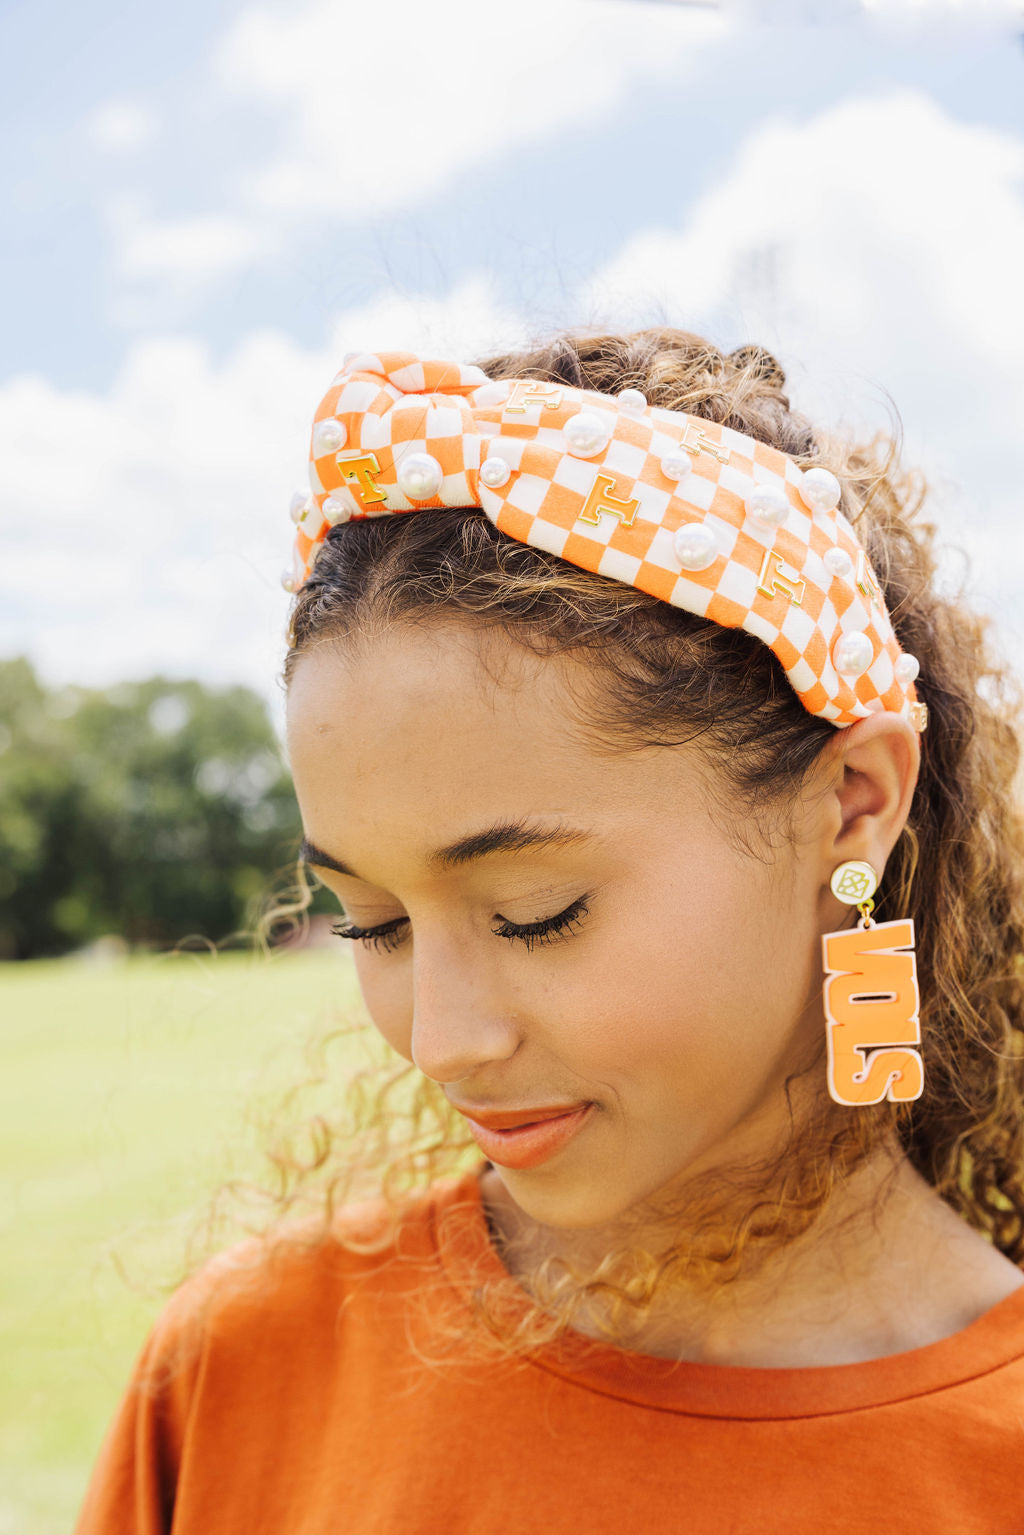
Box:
[284,626,715,878]
[288,626,603,798]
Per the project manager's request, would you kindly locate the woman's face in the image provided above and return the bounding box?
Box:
[285,623,832,1233]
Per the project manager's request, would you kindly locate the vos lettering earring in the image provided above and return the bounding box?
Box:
[821,860,924,1107]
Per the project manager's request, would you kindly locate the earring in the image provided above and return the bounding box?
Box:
[821,860,924,1107]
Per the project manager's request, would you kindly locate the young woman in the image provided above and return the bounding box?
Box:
[76,330,1024,1532]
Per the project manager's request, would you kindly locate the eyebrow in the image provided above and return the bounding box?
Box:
[299,819,595,880]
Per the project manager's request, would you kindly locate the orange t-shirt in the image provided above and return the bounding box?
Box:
[76,1161,1024,1534]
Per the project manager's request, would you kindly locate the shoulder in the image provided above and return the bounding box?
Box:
[145,1171,469,1379]
[74,1175,478,1532]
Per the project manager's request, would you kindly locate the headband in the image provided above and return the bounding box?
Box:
[284,351,926,732]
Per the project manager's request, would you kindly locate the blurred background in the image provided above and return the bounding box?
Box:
[2,0,1022,1527]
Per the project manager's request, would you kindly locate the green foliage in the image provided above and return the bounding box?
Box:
[0,657,328,960]
[0,947,373,1535]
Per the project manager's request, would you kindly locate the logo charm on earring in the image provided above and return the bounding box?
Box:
[821,860,924,1107]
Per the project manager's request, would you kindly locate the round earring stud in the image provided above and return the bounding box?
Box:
[830,860,878,906]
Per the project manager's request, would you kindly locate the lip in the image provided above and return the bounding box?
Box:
[450,1101,591,1131]
[460,1104,595,1171]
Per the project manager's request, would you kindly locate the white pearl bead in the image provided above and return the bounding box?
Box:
[833,631,874,677]
[673,524,717,572]
[281,570,298,593]
[823,546,853,577]
[745,484,790,528]
[396,452,444,500]
[479,455,511,488]
[617,388,647,416]
[289,492,310,524]
[312,418,347,455]
[660,448,693,482]
[799,467,842,514]
[322,496,351,526]
[474,382,510,408]
[564,411,609,458]
[895,653,921,685]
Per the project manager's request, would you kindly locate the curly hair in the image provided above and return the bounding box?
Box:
[246,325,1024,1368]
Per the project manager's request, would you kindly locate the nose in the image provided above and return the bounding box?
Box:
[409,936,521,1085]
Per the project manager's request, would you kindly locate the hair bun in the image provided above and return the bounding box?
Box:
[729,345,787,391]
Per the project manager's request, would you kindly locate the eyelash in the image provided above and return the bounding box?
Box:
[329,896,591,956]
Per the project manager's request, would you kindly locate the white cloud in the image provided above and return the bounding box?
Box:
[581,90,1024,637]
[585,92,1024,373]
[0,278,526,740]
[109,197,266,285]
[321,277,527,364]
[216,0,728,220]
[88,99,157,153]
[860,0,1019,32]
[99,0,727,312]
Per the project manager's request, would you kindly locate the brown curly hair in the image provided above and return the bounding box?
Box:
[251,326,1024,1367]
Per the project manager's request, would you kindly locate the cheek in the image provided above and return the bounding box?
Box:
[554,871,813,1098]
[352,951,414,1059]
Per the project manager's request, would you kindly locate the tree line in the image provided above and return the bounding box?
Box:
[0,657,334,960]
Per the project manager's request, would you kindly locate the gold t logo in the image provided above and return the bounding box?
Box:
[856,550,883,609]
[679,423,730,464]
[505,381,564,413]
[336,452,387,507]
[577,474,640,529]
[757,549,805,606]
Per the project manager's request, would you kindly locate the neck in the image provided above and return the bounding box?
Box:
[480,1148,1022,1367]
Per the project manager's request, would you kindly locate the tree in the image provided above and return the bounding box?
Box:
[0,658,327,960]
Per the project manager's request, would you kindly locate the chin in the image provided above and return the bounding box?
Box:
[495,1165,636,1232]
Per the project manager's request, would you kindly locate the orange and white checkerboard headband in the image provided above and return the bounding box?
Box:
[285,351,926,732]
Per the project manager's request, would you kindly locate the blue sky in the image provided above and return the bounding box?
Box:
[2,0,1022,740]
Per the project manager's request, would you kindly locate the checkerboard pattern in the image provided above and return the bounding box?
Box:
[289,351,923,730]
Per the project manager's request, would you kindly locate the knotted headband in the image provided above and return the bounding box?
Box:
[285,351,926,732]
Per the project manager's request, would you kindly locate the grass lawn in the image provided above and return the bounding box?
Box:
[0,945,400,1535]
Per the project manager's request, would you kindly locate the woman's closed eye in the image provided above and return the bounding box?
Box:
[330,894,591,955]
[492,894,591,952]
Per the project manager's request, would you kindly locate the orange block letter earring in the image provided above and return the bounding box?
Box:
[821,861,925,1107]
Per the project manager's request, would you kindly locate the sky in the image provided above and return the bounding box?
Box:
[1,0,1022,744]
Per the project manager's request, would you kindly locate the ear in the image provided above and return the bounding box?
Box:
[816,712,921,912]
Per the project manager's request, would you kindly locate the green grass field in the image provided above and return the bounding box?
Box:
[0,946,385,1535]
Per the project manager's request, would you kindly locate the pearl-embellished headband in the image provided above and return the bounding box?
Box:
[285,351,926,732]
